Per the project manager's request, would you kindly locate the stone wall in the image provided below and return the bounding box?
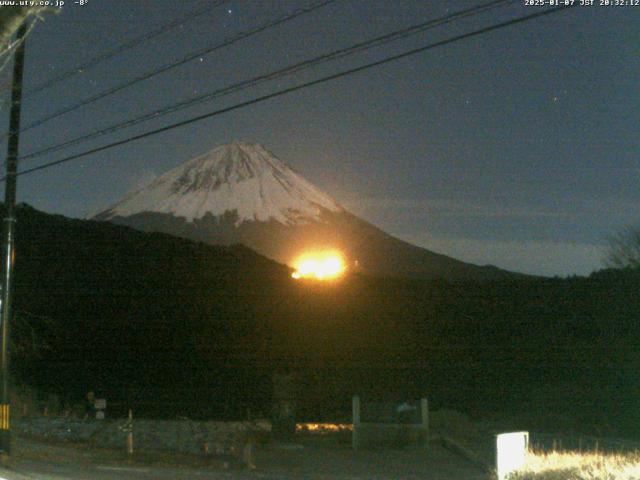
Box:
[14,417,270,455]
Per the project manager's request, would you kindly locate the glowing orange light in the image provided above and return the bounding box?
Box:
[296,423,353,432]
[291,251,346,280]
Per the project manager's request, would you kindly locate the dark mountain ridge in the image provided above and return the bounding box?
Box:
[103,208,514,281]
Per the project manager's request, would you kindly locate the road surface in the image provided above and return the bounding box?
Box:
[1,437,488,479]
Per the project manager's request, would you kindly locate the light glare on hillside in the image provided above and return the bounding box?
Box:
[292,251,345,280]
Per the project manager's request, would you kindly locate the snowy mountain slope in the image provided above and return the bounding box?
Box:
[94,142,516,280]
[99,141,342,226]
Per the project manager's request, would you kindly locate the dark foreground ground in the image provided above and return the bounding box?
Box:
[0,435,488,480]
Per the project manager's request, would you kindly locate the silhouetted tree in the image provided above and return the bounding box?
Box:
[606,226,640,269]
[0,6,43,49]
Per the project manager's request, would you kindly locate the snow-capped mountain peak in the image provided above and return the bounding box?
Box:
[98,141,342,226]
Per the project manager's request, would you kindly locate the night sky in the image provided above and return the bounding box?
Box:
[0,0,637,276]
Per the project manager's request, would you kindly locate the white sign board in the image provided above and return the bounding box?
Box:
[496,431,529,480]
[94,398,107,410]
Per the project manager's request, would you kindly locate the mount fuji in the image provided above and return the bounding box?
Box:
[94,141,511,280]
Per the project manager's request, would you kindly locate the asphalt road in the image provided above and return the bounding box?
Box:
[0,444,488,480]
[2,461,257,479]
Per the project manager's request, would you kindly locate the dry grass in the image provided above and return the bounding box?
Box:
[508,450,640,479]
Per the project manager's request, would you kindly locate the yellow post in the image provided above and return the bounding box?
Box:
[0,404,8,430]
[126,409,133,456]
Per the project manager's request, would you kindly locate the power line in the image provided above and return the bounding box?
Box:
[23,0,230,99]
[20,0,514,163]
[16,0,338,135]
[5,5,575,181]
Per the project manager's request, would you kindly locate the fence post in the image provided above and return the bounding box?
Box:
[272,373,297,442]
[420,398,429,447]
[126,409,134,456]
[352,395,360,450]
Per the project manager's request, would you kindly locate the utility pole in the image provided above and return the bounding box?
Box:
[0,21,28,455]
